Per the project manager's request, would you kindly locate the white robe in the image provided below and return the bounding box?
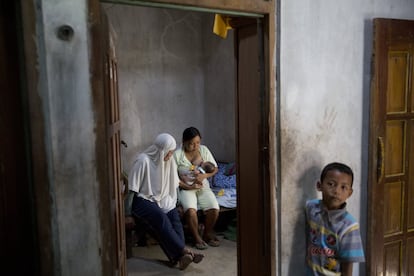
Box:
[128,133,179,213]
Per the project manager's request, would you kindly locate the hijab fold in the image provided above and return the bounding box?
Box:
[128,133,179,212]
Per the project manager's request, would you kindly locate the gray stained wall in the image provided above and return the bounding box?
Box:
[280,1,414,275]
[104,4,236,169]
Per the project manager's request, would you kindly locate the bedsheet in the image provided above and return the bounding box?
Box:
[211,162,237,208]
[212,162,236,188]
[212,187,236,208]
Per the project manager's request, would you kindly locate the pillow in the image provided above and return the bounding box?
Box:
[224,162,236,176]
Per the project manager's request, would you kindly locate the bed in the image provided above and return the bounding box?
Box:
[211,162,237,209]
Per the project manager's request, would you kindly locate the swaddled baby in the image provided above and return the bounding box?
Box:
[178,161,215,185]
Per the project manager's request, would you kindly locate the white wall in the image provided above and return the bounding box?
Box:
[280,0,414,275]
[202,18,236,163]
[104,4,236,169]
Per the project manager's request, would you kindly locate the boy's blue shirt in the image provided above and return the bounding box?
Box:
[305,199,365,275]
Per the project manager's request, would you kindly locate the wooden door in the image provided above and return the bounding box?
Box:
[0,2,37,275]
[101,10,127,276]
[235,17,271,276]
[368,18,414,275]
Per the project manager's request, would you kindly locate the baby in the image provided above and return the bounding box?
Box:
[178,161,215,186]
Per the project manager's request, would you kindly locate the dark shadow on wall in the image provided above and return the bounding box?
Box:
[287,151,321,276]
[358,18,373,276]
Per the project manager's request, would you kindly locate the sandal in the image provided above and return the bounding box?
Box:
[194,241,208,250]
[192,252,204,264]
[206,237,220,247]
[182,247,204,264]
[178,254,193,270]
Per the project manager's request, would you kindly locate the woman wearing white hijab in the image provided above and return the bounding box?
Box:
[126,133,203,270]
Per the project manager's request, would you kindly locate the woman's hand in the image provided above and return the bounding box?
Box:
[195,173,206,183]
[179,180,202,190]
[193,182,203,189]
[195,167,218,183]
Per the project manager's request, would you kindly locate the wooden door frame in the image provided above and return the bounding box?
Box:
[101,9,127,275]
[367,18,386,275]
[368,18,414,275]
[0,1,38,275]
[234,16,272,276]
[18,0,277,275]
[98,1,276,276]
[18,2,58,275]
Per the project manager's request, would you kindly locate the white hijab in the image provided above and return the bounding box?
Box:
[128,133,179,213]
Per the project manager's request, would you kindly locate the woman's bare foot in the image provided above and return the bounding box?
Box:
[183,247,204,264]
[178,254,193,270]
[203,234,220,247]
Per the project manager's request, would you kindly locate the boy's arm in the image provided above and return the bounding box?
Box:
[340,262,353,276]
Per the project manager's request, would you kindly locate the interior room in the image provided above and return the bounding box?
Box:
[103,4,236,164]
[103,3,238,274]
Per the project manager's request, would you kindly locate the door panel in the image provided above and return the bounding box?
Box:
[102,10,126,276]
[235,18,271,276]
[387,51,409,113]
[385,120,405,175]
[369,18,414,275]
[383,180,403,235]
[409,121,414,229]
[408,237,414,275]
[107,58,125,274]
[384,241,402,275]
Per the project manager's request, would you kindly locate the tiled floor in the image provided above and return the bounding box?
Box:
[127,234,237,276]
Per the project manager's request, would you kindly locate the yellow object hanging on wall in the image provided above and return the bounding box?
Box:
[213,14,232,38]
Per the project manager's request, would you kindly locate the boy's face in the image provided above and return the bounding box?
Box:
[317,169,353,210]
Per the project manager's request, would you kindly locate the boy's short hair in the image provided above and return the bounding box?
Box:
[320,162,354,186]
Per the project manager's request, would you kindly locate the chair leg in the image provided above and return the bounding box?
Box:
[125,229,133,259]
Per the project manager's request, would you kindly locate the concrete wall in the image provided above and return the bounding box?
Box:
[103,4,236,169]
[30,2,235,275]
[34,0,103,275]
[280,1,414,275]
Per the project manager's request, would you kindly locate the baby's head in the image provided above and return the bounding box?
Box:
[200,161,215,173]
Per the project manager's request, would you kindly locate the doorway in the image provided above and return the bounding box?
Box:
[101,2,271,275]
